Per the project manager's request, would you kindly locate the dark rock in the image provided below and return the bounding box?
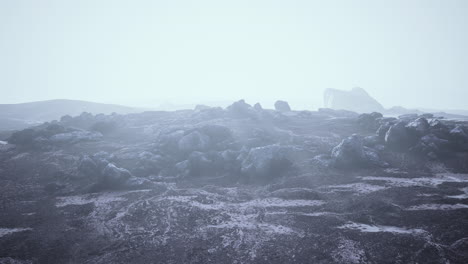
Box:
[226,99,255,118]
[253,103,263,110]
[240,145,293,182]
[199,125,232,145]
[274,100,291,112]
[376,124,391,141]
[178,131,210,152]
[410,134,450,158]
[331,134,385,168]
[357,112,383,130]
[385,121,418,150]
[102,163,132,188]
[450,125,468,141]
[78,155,99,177]
[406,117,430,136]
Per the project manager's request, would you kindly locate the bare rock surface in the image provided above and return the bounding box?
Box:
[1,101,468,263]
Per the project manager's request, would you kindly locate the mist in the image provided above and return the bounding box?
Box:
[1,0,467,110]
[3,2,468,263]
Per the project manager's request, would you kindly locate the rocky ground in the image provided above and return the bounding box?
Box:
[1,100,468,264]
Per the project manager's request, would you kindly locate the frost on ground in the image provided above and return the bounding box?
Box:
[407,204,468,211]
[337,222,427,235]
[55,193,127,207]
[332,239,368,264]
[324,183,387,194]
[0,228,32,238]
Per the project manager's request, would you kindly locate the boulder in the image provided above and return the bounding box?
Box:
[376,124,391,141]
[199,125,232,145]
[331,134,385,168]
[357,112,383,130]
[274,100,291,112]
[405,117,429,136]
[77,155,99,176]
[177,151,233,178]
[102,163,132,188]
[178,131,211,152]
[226,99,255,118]
[241,145,293,182]
[385,121,418,150]
[410,134,450,158]
[450,125,468,141]
[253,103,263,111]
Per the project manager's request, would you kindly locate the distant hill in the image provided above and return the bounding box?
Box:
[0,99,141,131]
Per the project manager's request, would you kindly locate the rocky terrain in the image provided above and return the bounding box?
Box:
[0,99,140,131]
[1,100,468,263]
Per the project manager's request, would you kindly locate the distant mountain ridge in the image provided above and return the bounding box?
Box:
[0,99,141,130]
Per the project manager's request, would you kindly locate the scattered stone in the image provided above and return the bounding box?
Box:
[253,102,263,111]
[274,100,291,112]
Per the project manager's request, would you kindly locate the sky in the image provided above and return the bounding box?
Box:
[0,0,467,110]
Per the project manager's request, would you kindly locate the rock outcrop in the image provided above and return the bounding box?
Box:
[324,87,385,113]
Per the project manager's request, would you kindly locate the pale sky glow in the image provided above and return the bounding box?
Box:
[1,0,467,110]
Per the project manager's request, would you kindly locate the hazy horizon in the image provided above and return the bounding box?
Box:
[1,0,467,110]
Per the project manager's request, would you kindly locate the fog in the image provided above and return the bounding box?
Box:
[1,0,467,110]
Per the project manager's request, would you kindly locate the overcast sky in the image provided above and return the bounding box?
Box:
[0,0,467,110]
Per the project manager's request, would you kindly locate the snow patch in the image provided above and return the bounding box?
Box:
[337,222,426,235]
[360,174,468,188]
[447,187,468,199]
[326,183,387,194]
[56,193,127,207]
[0,228,32,238]
[407,203,468,211]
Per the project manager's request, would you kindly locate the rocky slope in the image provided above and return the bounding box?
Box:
[1,100,468,263]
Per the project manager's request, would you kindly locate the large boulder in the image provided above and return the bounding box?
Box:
[274,100,291,112]
[324,87,385,113]
[226,99,256,118]
[331,134,385,168]
[357,112,383,130]
[240,145,293,182]
[102,163,132,189]
[385,121,418,150]
[199,125,232,145]
[178,131,211,152]
[176,150,239,179]
[410,134,450,159]
[405,117,430,136]
[253,103,263,111]
[450,125,468,141]
[77,155,99,177]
